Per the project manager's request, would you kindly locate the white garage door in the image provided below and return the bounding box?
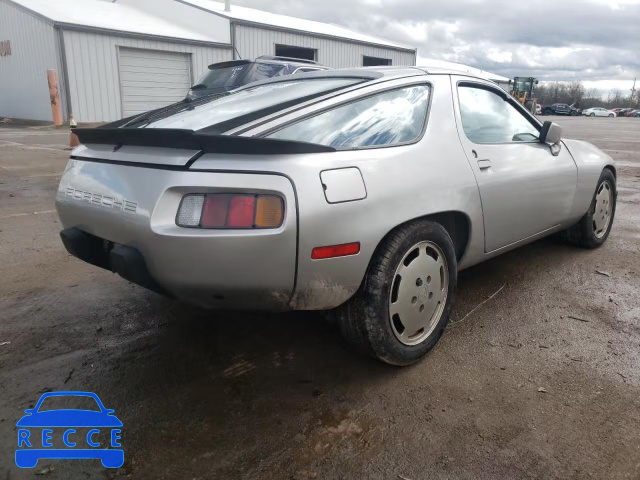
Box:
[118,48,192,117]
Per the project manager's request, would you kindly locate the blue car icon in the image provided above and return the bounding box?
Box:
[15,391,123,468]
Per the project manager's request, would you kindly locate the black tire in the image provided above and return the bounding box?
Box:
[590,113,596,117]
[542,108,552,115]
[609,114,614,118]
[564,169,616,248]
[336,221,457,366]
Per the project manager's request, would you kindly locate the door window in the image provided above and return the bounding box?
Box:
[458,85,540,144]
[268,85,430,149]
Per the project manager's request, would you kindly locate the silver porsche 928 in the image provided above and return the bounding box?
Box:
[56,65,616,365]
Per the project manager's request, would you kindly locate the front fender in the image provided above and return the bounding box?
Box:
[563,138,616,220]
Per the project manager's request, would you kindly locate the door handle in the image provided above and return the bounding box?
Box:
[477,159,492,170]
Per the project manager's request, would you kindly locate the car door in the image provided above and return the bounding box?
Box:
[451,78,578,253]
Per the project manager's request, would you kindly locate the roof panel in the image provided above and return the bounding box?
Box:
[9,0,229,44]
[417,58,510,83]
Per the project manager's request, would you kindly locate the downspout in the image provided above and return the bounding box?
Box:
[55,26,73,123]
[231,22,240,60]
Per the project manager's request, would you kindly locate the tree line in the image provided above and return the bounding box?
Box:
[533,81,639,109]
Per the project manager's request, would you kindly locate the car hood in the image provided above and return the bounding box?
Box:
[16,410,123,427]
[563,138,615,166]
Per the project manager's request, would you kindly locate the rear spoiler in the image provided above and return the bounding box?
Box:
[73,128,336,154]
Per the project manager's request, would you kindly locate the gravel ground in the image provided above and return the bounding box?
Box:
[1,117,639,479]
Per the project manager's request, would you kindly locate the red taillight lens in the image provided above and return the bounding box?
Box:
[200,194,229,227]
[177,193,283,229]
[227,195,255,227]
[311,242,360,259]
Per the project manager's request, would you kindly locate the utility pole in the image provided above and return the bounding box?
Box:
[632,77,637,106]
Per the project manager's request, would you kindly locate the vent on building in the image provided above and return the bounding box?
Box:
[363,56,392,66]
[274,45,317,61]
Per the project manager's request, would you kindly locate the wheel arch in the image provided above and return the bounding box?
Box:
[367,210,471,270]
[604,164,616,180]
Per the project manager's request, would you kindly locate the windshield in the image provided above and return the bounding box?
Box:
[193,64,251,90]
[191,63,287,91]
[148,78,364,132]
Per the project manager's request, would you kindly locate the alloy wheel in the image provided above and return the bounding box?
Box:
[389,241,449,346]
[593,180,613,239]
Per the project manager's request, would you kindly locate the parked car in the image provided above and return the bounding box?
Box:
[111,57,331,128]
[625,109,640,117]
[633,110,640,117]
[582,107,616,117]
[57,67,616,365]
[569,104,582,116]
[542,103,572,115]
[617,108,633,117]
[187,56,329,100]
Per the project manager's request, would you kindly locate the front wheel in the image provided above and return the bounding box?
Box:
[609,113,614,118]
[563,169,616,248]
[336,221,457,365]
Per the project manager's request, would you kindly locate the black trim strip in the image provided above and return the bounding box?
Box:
[70,156,188,171]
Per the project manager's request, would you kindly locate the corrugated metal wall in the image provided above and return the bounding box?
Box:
[62,30,233,123]
[0,1,60,122]
[234,24,416,68]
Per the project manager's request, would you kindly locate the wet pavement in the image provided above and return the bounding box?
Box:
[1,117,639,479]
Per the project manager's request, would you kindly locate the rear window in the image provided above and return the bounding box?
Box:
[147,78,364,132]
[191,63,287,91]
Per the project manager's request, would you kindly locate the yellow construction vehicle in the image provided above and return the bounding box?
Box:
[510,76,539,114]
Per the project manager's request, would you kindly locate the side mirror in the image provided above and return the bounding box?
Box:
[540,121,562,145]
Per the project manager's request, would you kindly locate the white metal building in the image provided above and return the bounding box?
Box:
[0,0,416,124]
[177,0,417,68]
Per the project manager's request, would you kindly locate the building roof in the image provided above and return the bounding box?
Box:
[177,0,416,52]
[8,0,229,44]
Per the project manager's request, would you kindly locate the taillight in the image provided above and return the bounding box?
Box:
[176,193,284,229]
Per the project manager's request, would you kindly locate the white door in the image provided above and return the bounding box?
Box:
[118,48,191,117]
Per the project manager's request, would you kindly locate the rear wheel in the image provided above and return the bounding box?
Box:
[336,221,457,365]
[564,169,616,248]
[590,112,596,117]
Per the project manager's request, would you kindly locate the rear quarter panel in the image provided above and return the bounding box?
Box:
[193,74,484,309]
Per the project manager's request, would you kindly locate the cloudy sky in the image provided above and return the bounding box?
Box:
[233,0,639,92]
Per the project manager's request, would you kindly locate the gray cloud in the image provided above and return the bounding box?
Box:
[231,0,640,82]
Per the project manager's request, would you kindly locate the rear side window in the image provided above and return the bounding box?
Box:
[268,85,430,149]
[458,85,539,144]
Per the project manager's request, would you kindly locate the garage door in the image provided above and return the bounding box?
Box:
[118,48,191,117]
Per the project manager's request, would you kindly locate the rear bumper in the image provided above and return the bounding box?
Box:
[55,159,297,310]
[60,228,170,296]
